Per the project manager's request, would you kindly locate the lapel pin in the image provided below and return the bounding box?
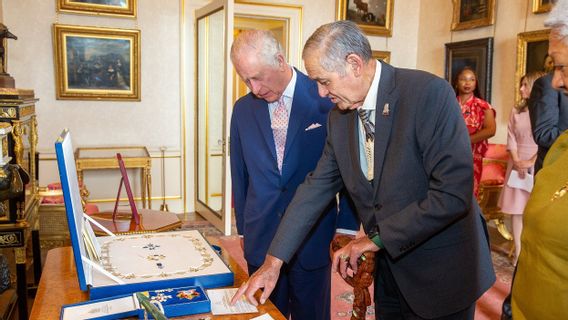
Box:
[382,103,390,116]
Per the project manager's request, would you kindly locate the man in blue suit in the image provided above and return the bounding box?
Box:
[229,30,358,320]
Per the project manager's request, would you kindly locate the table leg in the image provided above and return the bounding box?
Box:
[15,247,28,320]
[141,168,147,209]
[146,167,152,210]
[32,229,41,284]
[77,169,84,186]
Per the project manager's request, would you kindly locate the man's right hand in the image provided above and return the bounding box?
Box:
[230,254,283,306]
[332,236,379,277]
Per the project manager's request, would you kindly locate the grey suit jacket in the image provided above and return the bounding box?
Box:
[268,62,495,318]
[528,73,568,173]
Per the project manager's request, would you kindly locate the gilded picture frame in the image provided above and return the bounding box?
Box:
[445,37,494,102]
[515,29,552,103]
[451,0,495,31]
[532,0,554,14]
[335,0,394,36]
[372,50,391,63]
[53,24,141,101]
[57,0,137,18]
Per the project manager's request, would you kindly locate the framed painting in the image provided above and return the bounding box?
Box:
[515,29,551,103]
[335,0,394,36]
[451,0,495,31]
[445,37,494,102]
[372,50,391,63]
[52,24,141,101]
[57,0,137,17]
[532,0,554,14]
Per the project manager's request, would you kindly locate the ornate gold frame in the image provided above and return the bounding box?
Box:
[57,0,137,18]
[335,0,394,36]
[532,0,553,14]
[451,0,495,31]
[515,29,551,103]
[372,50,391,63]
[52,24,141,101]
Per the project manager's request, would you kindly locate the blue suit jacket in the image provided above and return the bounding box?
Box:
[528,73,568,173]
[230,69,358,269]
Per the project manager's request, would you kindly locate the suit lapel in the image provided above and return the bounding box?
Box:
[252,99,278,166]
[373,62,399,194]
[281,71,309,182]
[284,73,309,161]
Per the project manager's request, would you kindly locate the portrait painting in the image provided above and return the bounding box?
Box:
[451,0,495,31]
[53,24,140,101]
[57,0,136,17]
[515,29,551,102]
[445,37,494,102]
[532,0,555,13]
[336,0,393,36]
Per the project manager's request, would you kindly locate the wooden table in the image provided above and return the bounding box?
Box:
[29,245,286,319]
[75,146,152,209]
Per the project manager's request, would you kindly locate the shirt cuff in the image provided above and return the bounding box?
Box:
[335,228,358,236]
[369,234,384,249]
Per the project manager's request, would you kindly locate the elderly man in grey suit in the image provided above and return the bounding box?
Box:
[232,21,495,320]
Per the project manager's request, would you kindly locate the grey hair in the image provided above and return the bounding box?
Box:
[230,30,284,68]
[303,20,372,76]
[545,0,568,44]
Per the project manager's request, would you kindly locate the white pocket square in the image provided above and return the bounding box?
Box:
[305,123,322,131]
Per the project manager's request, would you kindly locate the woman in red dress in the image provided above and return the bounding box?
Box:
[454,67,496,198]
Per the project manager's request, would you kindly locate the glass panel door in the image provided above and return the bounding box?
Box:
[195,0,233,235]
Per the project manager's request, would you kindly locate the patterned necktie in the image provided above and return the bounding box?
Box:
[272,97,288,174]
[357,109,375,180]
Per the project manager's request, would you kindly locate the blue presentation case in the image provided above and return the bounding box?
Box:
[54,130,234,300]
[60,286,211,320]
[138,285,211,318]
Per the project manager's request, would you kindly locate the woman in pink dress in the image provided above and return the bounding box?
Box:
[498,71,545,265]
[454,67,496,198]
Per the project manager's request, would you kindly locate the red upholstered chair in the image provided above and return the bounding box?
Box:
[40,181,99,214]
[478,143,513,241]
[39,181,99,250]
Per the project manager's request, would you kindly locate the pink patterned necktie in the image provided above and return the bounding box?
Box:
[272,96,288,173]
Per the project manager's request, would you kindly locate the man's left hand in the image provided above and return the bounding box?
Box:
[230,254,283,306]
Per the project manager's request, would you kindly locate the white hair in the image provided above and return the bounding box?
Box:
[230,30,284,68]
[303,21,372,76]
[545,0,568,44]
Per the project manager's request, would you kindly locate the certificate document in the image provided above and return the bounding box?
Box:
[207,288,258,315]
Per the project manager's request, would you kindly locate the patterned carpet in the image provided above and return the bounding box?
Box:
[182,220,514,319]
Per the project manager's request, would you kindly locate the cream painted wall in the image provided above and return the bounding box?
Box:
[417,0,549,144]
